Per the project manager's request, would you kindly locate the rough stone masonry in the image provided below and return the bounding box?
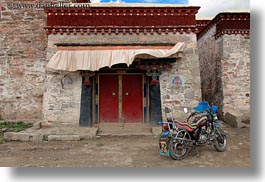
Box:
[0,0,49,120]
[197,12,250,127]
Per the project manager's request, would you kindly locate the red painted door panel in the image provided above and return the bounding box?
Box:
[99,75,119,123]
[122,75,143,123]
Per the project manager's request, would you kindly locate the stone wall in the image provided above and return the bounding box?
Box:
[198,27,250,126]
[45,32,202,124]
[0,0,47,121]
[43,71,82,126]
[160,34,202,121]
[222,34,250,126]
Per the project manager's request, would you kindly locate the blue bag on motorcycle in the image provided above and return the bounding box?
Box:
[193,101,211,112]
[159,130,170,156]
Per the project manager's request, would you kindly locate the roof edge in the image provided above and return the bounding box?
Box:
[197,11,250,40]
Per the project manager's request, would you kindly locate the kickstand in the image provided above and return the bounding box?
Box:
[189,147,200,157]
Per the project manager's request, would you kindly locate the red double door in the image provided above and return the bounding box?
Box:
[99,74,143,123]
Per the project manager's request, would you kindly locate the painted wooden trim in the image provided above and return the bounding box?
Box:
[118,74,123,123]
[44,6,199,35]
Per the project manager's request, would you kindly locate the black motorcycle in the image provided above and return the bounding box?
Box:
[159,102,227,160]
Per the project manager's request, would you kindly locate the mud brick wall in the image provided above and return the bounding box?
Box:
[198,27,250,124]
[0,0,47,121]
[45,33,202,125]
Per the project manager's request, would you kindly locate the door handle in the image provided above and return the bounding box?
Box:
[125,92,129,96]
[112,92,116,96]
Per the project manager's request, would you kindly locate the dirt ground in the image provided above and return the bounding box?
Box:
[0,127,250,167]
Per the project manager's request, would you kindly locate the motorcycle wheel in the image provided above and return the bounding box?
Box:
[214,128,227,152]
[168,137,189,160]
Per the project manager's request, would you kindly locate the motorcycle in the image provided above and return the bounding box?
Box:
[159,101,227,160]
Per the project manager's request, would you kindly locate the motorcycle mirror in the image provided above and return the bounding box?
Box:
[183,107,188,113]
[165,107,171,113]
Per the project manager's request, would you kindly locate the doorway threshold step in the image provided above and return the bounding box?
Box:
[98,123,153,136]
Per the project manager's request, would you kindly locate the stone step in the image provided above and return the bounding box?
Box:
[4,132,44,142]
[98,123,151,131]
[98,132,154,136]
[151,127,162,136]
[97,123,155,136]
[4,127,99,142]
[47,134,80,141]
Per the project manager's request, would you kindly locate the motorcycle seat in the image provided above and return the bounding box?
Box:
[174,120,197,132]
[174,115,208,132]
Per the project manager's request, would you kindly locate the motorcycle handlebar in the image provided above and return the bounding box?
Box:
[157,122,168,125]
